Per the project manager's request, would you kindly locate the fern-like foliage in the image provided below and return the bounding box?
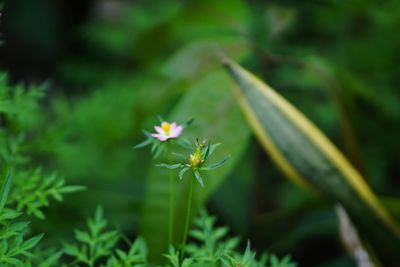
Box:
[28,249,63,267]
[63,206,120,266]
[0,74,44,132]
[62,207,296,267]
[0,74,84,219]
[162,246,193,267]
[185,210,239,264]
[63,206,149,267]
[169,210,297,267]
[103,237,147,267]
[0,208,43,265]
[0,171,43,266]
[0,74,83,265]
[9,168,83,219]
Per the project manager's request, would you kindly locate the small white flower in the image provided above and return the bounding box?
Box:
[151,122,183,142]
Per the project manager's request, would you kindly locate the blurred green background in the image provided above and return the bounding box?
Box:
[1,0,400,266]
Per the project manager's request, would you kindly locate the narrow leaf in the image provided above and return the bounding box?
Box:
[22,233,44,250]
[0,170,13,213]
[60,185,86,193]
[175,138,193,149]
[208,143,222,157]
[203,140,211,160]
[156,163,183,170]
[134,138,153,149]
[194,170,204,188]
[153,143,165,159]
[200,157,229,171]
[183,118,194,128]
[179,167,190,180]
[38,251,63,267]
[172,152,187,160]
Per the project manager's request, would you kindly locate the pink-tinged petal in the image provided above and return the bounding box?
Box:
[170,125,183,138]
[154,126,164,134]
[171,122,177,128]
[151,133,161,139]
[151,133,168,141]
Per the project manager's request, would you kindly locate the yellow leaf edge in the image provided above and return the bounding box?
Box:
[232,83,315,192]
[223,58,400,237]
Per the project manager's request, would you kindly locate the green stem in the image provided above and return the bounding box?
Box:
[168,141,174,247]
[180,175,194,261]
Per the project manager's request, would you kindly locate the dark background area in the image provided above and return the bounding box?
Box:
[0,0,92,85]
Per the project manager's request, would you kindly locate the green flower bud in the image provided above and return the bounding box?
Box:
[188,139,206,169]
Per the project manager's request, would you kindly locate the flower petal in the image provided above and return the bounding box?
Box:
[151,133,168,141]
[154,126,164,134]
[170,125,183,138]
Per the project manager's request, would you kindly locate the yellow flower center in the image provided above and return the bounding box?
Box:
[162,123,171,134]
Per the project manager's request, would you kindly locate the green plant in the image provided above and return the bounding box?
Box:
[0,171,43,265]
[0,73,83,266]
[161,210,296,267]
[0,74,84,219]
[103,237,147,267]
[60,205,295,267]
[136,118,193,248]
[157,138,228,260]
[63,206,121,266]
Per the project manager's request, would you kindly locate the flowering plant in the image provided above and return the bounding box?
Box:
[157,138,229,187]
[156,137,229,260]
[134,118,193,158]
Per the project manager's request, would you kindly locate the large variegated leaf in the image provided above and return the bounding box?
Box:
[223,58,400,263]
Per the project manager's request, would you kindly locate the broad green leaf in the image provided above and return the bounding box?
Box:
[139,70,250,262]
[223,58,400,263]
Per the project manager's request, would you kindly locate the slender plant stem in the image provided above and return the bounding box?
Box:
[180,175,194,261]
[168,141,174,247]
